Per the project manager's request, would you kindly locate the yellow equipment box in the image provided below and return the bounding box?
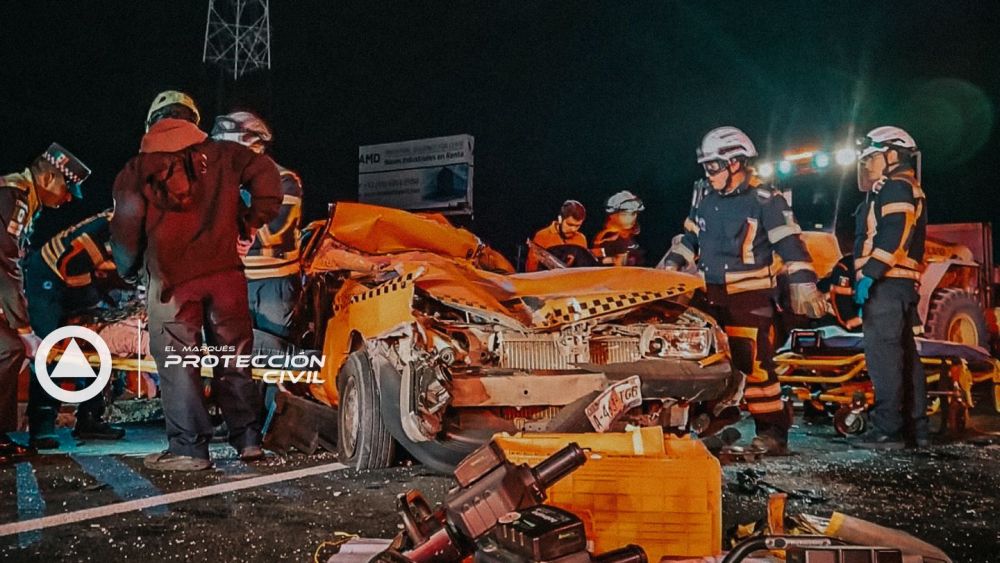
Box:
[494,426,723,559]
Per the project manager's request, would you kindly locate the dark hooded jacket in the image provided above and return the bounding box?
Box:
[111,118,281,290]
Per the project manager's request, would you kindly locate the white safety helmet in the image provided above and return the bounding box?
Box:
[857,126,918,159]
[605,190,645,213]
[696,126,758,164]
[211,111,273,153]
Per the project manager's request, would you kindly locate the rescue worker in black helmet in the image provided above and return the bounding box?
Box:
[663,126,827,455]
[525,200,590,272]
[851,126,929,450]
[0,143,91,461]
[26,210,129,450]
[211,111,303,341]
[593,191,645,266]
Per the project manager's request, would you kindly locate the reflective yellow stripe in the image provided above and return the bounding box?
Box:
[64,273,92,287]
[745,382,781,398]
[785,261,814,275]
[78,234,105,264]
[747,399,784,414]
[871,248,896,266]
[767,224,801,244]
[861,203,877,260]
[881,202,915,216]
[41,244,61,275]
[282,194,302,205]
[885,268,921,280]
[725,326,758,341]
[742,218,758,264]
[683,217,699,235]
[725,264,773,283]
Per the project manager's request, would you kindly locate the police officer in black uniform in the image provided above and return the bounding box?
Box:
[663,127,827,455]
[852,126,929,449]
[0,143,90,460]
[25,210,129,449]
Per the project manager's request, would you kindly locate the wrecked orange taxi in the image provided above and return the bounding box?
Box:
[296,203,740,471]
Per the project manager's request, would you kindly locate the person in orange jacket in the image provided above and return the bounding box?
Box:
[524,200,589,271]
[593,190,645,266]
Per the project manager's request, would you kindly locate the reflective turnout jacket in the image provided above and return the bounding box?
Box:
[0,170,41,331]
[243,165,302,280]
[665,176,817,292]
[853,168,926,282]
[40,210,117,288]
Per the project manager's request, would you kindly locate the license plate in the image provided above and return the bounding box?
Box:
[585,375,643,432]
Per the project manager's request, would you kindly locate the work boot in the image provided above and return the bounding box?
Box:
[0,433,37,461]
[749,435,791,456]
[143,451,213,471]
[239,445,265,462]
[852,430,905,450]
[29,435,61,450]
[72,417,126,441]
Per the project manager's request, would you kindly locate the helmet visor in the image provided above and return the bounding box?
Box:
[702,159,727,177]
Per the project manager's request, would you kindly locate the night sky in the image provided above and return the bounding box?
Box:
[3,1,998,264]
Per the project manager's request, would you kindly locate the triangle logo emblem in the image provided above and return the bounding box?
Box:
[49,338,99,379]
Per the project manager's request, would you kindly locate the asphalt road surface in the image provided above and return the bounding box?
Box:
[2,409,999,562]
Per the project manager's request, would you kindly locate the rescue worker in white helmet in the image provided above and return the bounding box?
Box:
[0,143,91,461]
[663,126,826,455]
[851,126,928,450]
[211,111,303,342]
[593,190,645,266]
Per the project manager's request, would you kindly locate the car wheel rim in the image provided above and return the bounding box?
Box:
[947,313,978,345]
[341,376,359,458]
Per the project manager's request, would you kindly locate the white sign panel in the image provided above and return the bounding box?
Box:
[358,134,474,214]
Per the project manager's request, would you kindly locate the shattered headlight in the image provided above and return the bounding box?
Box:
[643,325,713,359]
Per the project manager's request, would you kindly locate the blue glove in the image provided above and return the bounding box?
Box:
[854,276,874,305]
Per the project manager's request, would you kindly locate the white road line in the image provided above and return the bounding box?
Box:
[0,461,347,537]
[15,462,45,547]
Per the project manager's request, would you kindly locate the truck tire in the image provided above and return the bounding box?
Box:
[925,289,988,348]
[337,351,396,470]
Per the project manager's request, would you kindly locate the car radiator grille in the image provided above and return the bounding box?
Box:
[499,336,642,370]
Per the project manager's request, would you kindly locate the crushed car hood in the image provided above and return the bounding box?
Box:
[312,204,703,331]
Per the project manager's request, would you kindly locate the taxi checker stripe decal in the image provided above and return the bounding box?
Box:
[336,271,418,311]
[540,284,693,327]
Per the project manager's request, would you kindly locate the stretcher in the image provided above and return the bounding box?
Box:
[774,326,1000,435]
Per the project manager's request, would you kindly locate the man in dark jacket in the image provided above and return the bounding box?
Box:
[0,143,91,461]
[852,126,929,450]
[26,210,128,449]
[111,90,281,471]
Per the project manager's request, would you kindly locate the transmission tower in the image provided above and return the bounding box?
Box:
[203,0,272,79]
